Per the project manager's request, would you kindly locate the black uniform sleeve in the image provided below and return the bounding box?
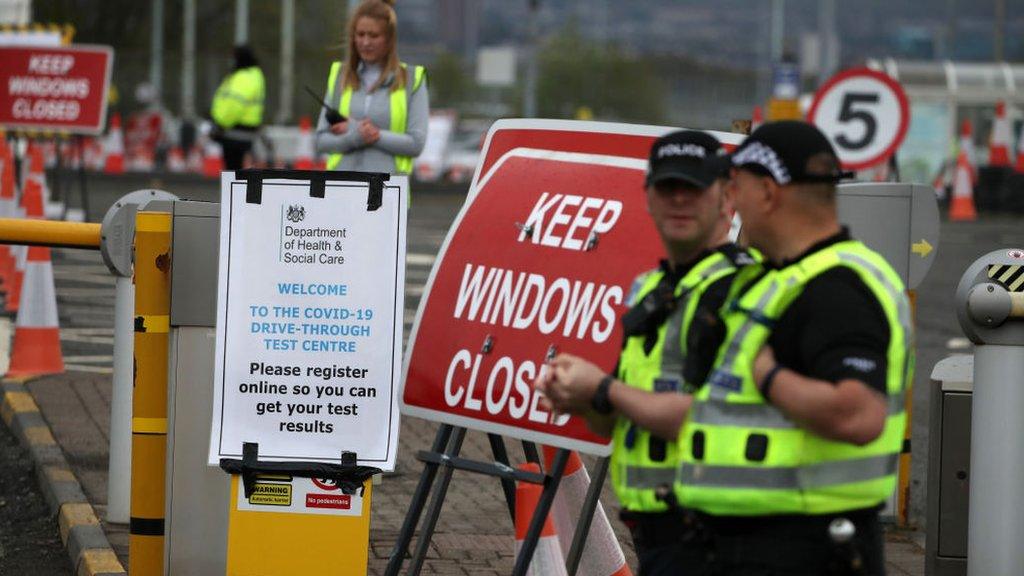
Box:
[770,268,890,394]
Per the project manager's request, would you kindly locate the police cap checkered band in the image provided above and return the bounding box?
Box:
[730,120,850,185]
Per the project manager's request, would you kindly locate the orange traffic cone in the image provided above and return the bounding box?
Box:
[516,462,569,576]
[1016,117,1024,173]
[6,243,63,377]
[542,447,632,576]
[751,105,764,133]
[5,179,45,313]
[990,101,1012,167]
[202,136,223,178]
[294,116,316,170]
[103,113,126,174]
[950,120,978,221]
[24,144,45,184]
[0,148,16,291]
[166,145,186,173]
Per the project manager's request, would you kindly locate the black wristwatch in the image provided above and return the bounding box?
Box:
[591,374,615,415]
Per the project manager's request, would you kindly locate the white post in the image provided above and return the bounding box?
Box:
[235,0,250,45]
[105,276,135,523]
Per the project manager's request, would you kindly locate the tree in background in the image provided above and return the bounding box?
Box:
[429,50,475,109]
[536,24,667,124]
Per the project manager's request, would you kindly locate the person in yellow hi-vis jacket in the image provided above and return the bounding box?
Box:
[534,131,755,576]
[315,0,429,181]
[210,45,265,170]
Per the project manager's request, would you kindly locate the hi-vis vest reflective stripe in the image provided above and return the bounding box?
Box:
[675,240,913,516]
[610,250,743,513]
[324,62,425,173]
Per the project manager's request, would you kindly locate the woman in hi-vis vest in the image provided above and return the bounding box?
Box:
[315,0,429,182]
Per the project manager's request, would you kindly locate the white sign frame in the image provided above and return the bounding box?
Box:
[807,67,910,171]
[209,172,407,471]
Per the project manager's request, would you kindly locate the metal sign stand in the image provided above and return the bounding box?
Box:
[385,424,610,576]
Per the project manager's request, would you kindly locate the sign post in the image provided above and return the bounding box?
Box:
[211,169,406,574]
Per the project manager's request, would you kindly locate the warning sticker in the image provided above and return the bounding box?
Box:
[235,476,364,517]
[306,493,351,510]
[248,482,292,506]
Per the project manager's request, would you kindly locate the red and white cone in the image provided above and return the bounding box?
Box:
[202,135,224,178]
[950,120,978,221]
[751,105,764,133]
[0,149,17,292]
[294,116,316,170]
[990,100,1012,167]
[6,244,63,377]
[167,146,186,173]
[516,462,569,576]
[103,113,126,174]
[543,447,632,576]
[1016,117,1024,172]
[5,178,46,314]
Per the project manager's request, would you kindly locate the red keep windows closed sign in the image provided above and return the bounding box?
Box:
[401,120,743,455]
[0,45,113,134]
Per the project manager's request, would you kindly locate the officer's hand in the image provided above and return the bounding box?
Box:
[752,346,777,391]
[329,120,349,135]
[359,119,380,144]
[534,353,604,415]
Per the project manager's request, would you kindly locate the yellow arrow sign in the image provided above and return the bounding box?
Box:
[912,239,933,258]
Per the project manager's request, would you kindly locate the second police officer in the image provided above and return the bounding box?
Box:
[535,130,754,576]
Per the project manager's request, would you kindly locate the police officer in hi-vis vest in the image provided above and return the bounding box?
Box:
[315,0,428,178]
[535,130,755,576]
[210,45,265,170]
[669,120,911,575]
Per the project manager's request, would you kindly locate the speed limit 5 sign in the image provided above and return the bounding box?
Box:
[808,67,909,171]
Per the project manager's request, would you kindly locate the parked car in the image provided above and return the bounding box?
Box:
[443,120,490,184]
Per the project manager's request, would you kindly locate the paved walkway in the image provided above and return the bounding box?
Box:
[24,369,926,575]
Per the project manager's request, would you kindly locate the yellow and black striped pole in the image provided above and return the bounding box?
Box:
[129,211,172,574]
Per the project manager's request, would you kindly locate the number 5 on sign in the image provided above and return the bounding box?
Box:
[808,67,910,171]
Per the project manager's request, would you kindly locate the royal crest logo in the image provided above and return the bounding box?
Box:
[286,205,306,223]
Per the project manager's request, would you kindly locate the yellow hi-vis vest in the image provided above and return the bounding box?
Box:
[611,248,751,513]
[674,240,913,516]
[324,61,426,174]
[211,66,265,129]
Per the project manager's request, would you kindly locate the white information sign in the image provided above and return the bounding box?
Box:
[807,67,910,171]
[236,476,364,517]
[209,172,407,471]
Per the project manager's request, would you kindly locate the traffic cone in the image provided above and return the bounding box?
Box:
[516,463,569,576]
[751,105,764,133]
[950,119,978,221]
[1016,118,1024,173]
[6,243,63,377]
[542,447,632,576]
[202,136,223,178]
[166,145,186,173]
[85,137,105,171]
[103,113,126,174]
[294,116,316,170]
[25,144,45,184]
[932,160,950,202]
[0,151,17,291]
[990,101,1012,167]
[4,179,44,313]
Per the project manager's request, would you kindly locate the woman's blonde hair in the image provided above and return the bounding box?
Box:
[343,0,403,92]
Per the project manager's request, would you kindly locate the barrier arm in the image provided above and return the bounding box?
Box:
[0,218,101,249]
